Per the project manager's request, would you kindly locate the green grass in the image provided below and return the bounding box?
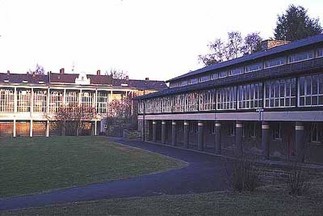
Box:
[2,179,323,216]
[0,136,185,197]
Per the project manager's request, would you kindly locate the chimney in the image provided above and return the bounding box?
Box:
[261,40,290,51]
[145,77,149,81]
[60,68,65,74]
[7,70,10,74]
[97,70,101,75]
[126,75,129,80]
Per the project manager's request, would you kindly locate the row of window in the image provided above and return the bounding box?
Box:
[139,74,323,114]
[0,89,125,113]
[170,47,323,88]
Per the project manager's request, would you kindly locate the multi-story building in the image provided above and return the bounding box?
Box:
[137,34,323,164]
[0,68,166,137]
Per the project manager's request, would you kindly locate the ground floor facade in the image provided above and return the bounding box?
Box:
[138,112,323,164]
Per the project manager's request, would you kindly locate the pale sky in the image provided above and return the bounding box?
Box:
[0,0,322,81]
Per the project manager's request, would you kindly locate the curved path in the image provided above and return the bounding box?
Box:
[0,138,230,211]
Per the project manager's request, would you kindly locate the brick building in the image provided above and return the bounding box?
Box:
[0,69,166,137]
[137,34,323,164]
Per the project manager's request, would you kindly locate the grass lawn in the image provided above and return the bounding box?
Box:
[2,178,323,216]
[0,136,185,197]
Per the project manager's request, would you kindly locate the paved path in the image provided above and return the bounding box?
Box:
[0,138,229,211]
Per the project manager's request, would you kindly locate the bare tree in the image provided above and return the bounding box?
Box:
[29,64,46,75]
[107,69,128,80]
[54,103,96,136]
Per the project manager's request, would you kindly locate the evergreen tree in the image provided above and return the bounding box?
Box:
[274,5,322,41]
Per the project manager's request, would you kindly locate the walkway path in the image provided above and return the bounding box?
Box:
[0,138,229,211]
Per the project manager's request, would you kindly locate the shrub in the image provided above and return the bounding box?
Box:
[229,158,261,192]
[287,165,310,196]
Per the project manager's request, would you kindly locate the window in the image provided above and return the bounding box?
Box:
[264,57,287,68]
[208,122,215,134]
[49,90,63,113]
[184,92,198,112]
[299,74,323,107]
[0,88,14,112]
[317,48,323,58]
[174,94,185,113]
[81,91,93,108]
[138,101,144,114]
[97,91,108,114]
[211,73,219,80]
[65,91,79,106]
[311,123,322,143]
[288,50,314,63]
[199,89,215,111]
[237,83,263,109]
[245,62,263,73]
[243,122,257,138]
[33,89,47,112]
[264,78,296,108]
[199,75,210,83]
[161,96,173,113]
[273,123,282,140]
[216,86,236,110]
[189,122,198,133]
[229,67,244,76]
[218,71,228,78]
[17,89,31,112]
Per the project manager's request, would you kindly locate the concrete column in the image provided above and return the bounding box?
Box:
[295,122,305,162]
[152,121,157,142]
[13,119,16,138]
[161,121,166,144]
[261,121,270,159]
[94,120,97,136]
[14,87,17,113]
[215,121,221,154]
[46,120,50,137]
[30,120,33,137]
[171,121,177,146]
[235,121,243,155]
[184,121,189,149]
[198,121,204,151]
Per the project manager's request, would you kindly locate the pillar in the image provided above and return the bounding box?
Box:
[215,121,221,154]
[30,120,33,137]
[235,121,243,155]
[171,121,177,146]
[198,121,204,151]
[261,121,270,159]
[295,122,305,162]
[94,120,97,136]
[184,121,189,149]
[161,121,166,144]
[46,120,50,137]
[13,119,16,138]
[152,121,157,142]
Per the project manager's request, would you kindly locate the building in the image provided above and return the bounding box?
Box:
[137,34,323,164]
[0,68,167,137]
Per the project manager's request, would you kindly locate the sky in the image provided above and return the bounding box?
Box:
[0,0,322,81]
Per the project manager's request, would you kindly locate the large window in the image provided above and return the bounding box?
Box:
[17,89,31,112]
[33,89,47,112]
[199,89,215,111]
[49,90,63,113]
[237,83,263,109]
[264,56,287,69]
[161,96,173,113]
[0,88,14,112]
[81,91,93,108]
[184,92,198,112]
[216,86,236,110]
[65,91,79,106]
[245,63,263,73]
[299,74,323,107]
[264,78,296,108]
[288,50,314,63]
[97,91,108,114]
[311,123,323,143]
[174,94,185,113]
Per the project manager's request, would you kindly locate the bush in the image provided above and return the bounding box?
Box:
[287,165,310,196]
[229,158,261,192]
